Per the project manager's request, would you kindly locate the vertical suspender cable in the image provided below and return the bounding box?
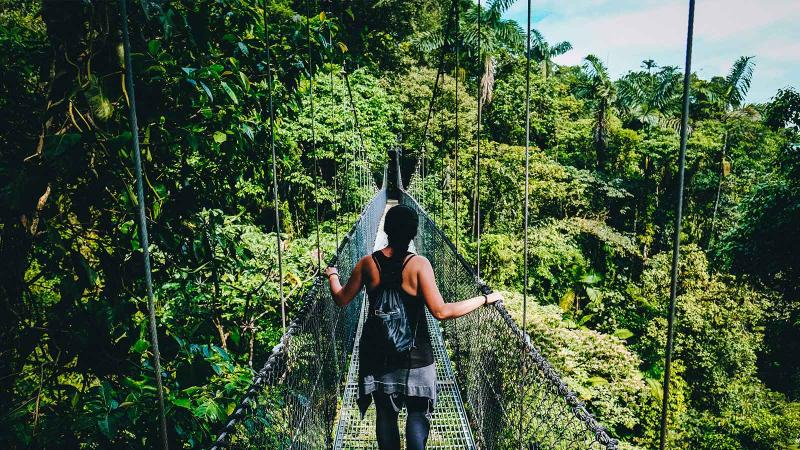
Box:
[307,2,322,270]
[344,69,356,205]
[343,69,366,204]
[118,1,169,448]
[517,0,532,446]
[263,0,287,332]
[659,1,695,449]
[418,0,457,214]
[330,32,340,258]
[453,0,460,254]
[475,0,483,278]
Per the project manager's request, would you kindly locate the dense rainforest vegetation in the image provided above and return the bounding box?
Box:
[1,0,798,448]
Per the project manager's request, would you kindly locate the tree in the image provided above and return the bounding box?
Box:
[764,87,800,132]
[417,0,524,108]
[529,29,572,79]
[616,65,683,131]
[462,0,524,107]
[576,55,617,171]
[721,56,755,111]
[708,56,757,240]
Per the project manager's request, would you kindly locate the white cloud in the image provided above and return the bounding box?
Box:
[503,0,800,102]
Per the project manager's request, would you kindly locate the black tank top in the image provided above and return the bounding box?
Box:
[359,250,434,373]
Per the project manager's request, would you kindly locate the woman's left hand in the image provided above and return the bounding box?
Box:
[323,266,339,278]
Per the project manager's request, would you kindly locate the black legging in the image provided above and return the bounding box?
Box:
[373,392,431,450]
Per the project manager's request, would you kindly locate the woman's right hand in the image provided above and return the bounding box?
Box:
[484,292,503,305]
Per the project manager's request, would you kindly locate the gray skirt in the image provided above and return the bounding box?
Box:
[358,363,437,415]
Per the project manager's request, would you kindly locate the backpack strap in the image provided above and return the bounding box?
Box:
[401,253,416,271]
[371,251,382,274]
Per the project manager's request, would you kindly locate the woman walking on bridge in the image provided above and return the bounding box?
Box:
[324,204,502,450]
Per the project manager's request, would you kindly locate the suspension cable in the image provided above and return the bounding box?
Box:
[418,0,458,205]
[453,0,460,254]
[659,1,695,448]
[343,68,366,204]
[307,1,322,270]
[118,1,169,448]
[329,29,340,258]
[474,0,483,278]
[518,0,532,446]
[263,0,287,332]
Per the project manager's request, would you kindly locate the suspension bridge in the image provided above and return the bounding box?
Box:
[209,157,617,449]
[114,0,700,445]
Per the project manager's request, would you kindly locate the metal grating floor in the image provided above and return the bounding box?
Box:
[333,202,475,449]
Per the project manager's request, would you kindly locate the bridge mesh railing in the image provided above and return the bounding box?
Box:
[400,191,618,450]
[211,185,387,449]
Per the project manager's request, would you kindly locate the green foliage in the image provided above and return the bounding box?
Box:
[2,0,799,448]
[0,0,393,447]
[764,87,800,132]
[503,293,647,436]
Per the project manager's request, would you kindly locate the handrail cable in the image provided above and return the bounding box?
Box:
[261,0,287,334]
[659,1,695,448]
[118,1,169,448]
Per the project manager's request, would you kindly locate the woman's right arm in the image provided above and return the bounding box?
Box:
[417,257,502,320]
[324,256,368,307]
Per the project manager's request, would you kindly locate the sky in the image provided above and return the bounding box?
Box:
[503,0,800,103]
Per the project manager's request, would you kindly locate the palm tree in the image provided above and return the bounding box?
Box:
[641,59,657,73]
[721,55,755,110]
[616,64,683,131]
[709,56,756,241]
[417,0,523,108]
[530,29,572,79]
[576,54,616,171]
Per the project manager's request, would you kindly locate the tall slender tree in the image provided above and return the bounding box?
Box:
[577,54,616,171]
[616,64,683,131]
[416,0,524,108]
[710,56,756,240]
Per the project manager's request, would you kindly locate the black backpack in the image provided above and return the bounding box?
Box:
[371,252,419,353]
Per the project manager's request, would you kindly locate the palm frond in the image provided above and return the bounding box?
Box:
[494,19,524,50]
[657,115,684,134]
[583,54,609,80]
[651,70,681,111]
[530,28,545,46]
[487,0,516,20]
[616,74,647,110]
[549,40,572,57]
[413,30,446,53]
[725,55,755,108]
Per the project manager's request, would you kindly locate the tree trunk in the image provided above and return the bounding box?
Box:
[709,131,728,244]
[595,101,608,171]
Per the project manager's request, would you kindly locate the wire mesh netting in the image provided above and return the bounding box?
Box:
[211,185,387,449]
[400,191,618,450]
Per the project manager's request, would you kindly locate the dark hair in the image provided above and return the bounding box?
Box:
[384,204,418,254]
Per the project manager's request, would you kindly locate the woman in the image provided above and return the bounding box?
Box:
[324,204,502,450]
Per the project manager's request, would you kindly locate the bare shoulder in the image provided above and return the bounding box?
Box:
[357,254,374,269]
[407,254,432,272]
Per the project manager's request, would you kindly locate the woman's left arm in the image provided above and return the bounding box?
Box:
[324,257,367,307]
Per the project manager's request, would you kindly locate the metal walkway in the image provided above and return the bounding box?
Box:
[333,201,475,449]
